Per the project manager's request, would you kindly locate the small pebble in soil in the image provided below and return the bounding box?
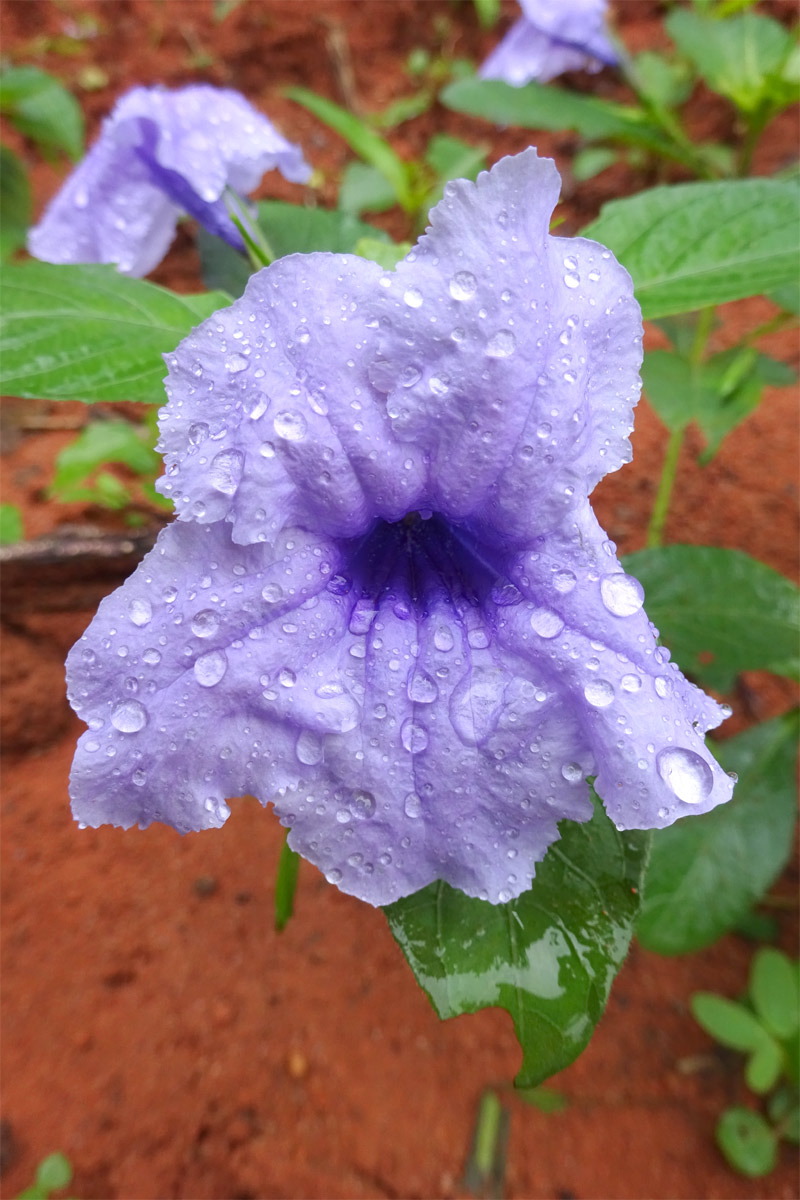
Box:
[193,875,218,897]
[287,1049,308,1080]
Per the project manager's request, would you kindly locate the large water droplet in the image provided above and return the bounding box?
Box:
[561,761,583,783]
[401,720,429,753]
[491,581,522,607]
[261,582,284,604]
[191,609,219,638]
[128,598,152,627]
[273,410,307,441]
[530,608,564,638]
[296,729,323,765]
[433,625,454,652]
[449,271,477,301]
[404,792,422,819]
[225,352,248,373]
[620,673,642,693]
[350,789,376,819]
[111,699,148,733]
[210,449,244,495]
[584,679,614,708]
[486,329,516,358]
[407,670,438,704]
[553,570,576,594]
[656,747,713,804]
[194,650,227,687]
[450,668,505,745]
[600,573,645,617]
[403,287,424,308]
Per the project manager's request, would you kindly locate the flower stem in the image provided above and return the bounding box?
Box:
[646,425,684,549]
[274,832,301,932]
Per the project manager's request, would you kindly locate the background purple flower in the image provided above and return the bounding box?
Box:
[67,149,734,907]
[480,0,619,86]
[28,84,311,277]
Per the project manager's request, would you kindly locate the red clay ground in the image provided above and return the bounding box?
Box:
[1,2,798,1198]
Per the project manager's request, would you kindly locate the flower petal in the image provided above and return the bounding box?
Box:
[158,252,427,544]
[372,149,642,538]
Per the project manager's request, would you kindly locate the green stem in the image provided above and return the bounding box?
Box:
[646,425,685,549]
[647,306,716,548]
[274,832,301,932]
[737,105,772,178]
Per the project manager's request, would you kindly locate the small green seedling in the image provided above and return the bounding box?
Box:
[16,1151,73,1200]
[692,947,800,1177]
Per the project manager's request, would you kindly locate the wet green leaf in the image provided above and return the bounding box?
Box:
[750,948,800,1041]
[623,547,800,691]
[0,262,229,403]
[51,419,158,496]
[716,1107,777,1177]
[0,503,24,545]
[353,237,411,270]
[257,200,390,257]
[0,144,31,260]
[638,714,799,955]
[385,795,649,1088]
[582,177,800,317]
[0,66,83,159]
[692,992,768,1051]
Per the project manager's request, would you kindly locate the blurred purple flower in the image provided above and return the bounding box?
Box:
[480,0,619,86]
[67,149,733,906]
[28,84,311,277]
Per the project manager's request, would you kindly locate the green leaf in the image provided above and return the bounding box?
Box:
[0,262,229,403]
[768,1087,800,1142]
[745,1036,784,1094]
[0,144,31,260]
[716,1107,778,1177]
[353,237,411,270]
[667,9,799,115]
[641,347,795,458]
[424,134,487,185]
[572,146,617,183]
[750,948,800,1041]
[631,50,694,109]
[285,88,414,212]
[274,833,300,933]
[195,229,251,298]
[35,1151,72,1192]
[384,795,649,1089]
[51,419,158,495]
[0,503,23,545]
[767,279,800,314]
[637,714,799,955]
[339,161,398,215]
[440,78,671,153]
[622,546,800,690]
[692,992,767,1051]
[0,66,84,159]
[473,0,501,29]
[516,1085,569,1112]
[581,177,800,318]
[257,200,390,257]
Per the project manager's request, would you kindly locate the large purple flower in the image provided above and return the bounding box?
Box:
[28,84,311,277]
[480,0,619,86]
[67,150,734,906]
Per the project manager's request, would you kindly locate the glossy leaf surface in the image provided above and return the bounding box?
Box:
[385,797,648,1088]
[0,262,228,403]
[582,177,800,317]
[638,714,798,955]
[0,65,84,158]
[623,546,800,691]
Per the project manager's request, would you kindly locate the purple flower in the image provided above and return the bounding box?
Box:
[480,0,619,86]
[28,84,311,277]
[67,149,733,906]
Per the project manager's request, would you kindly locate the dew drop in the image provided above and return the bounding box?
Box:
[467,628,490,649]
[403,287,424,308]
[491,582,522,607]
[656,747,713,805]
[191,609,219,638]
[401,719,429,753]
[584,679,614,708]
[194,650,227,687]
[110,699,148,733]
[407,670,438,704]
[296,729,323,765]
[529,608,564,638]
[350,789,376,819]
[327,868,343,883]
[128,598,152,627]
[404,792,422,819]
[486,329,516,358]
[210,449,244,495]
[450,667,505,745]
[273,410,307,441]
[433,625,454,652]
[142,648,161,666]
[620,673,642,693]
[225,352,248,373]
[261,582,284,604]
[553,570,576,594]
[654,676,671,699]
[600,573,645,617]
[279,668,296,688]
[561,761,583,783]
[449,271,477,301]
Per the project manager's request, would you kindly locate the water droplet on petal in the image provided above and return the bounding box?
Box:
[620,673,642,693]
[279,668,296,688]
[491,581,522,607]
[449,271,477,301]
[111,700,148,733]
[128,598,152,627]
[404,792,422,819]
[225,352,248,373]
[553,570,576,594]
[273,411,307,441]
[530,608,564,638]
[600,573,645,617]
[191,609,219,638]
[210,449,244,495]
[561,761,583,783]
[350,789,376,818]
[296,729,323,765]
[403,287,424,308]
[486,329,516,358]
[656,747,714,804]
[584,679,614,708]
[407,670,438,704]
[450,668,505,745]
[261,582,283,604]
[194,650,227,687]
[143,648,161,666]
[433,625,454,652]
[401,720,429,753]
